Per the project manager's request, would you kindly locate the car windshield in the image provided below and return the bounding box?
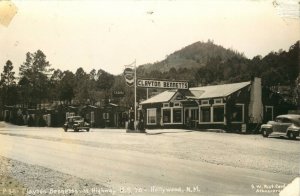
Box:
[72,117,82,121]
[293,119,300,126]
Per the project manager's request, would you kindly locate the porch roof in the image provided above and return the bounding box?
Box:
[140,90,177,104]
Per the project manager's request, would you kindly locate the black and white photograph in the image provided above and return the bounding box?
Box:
[0,0,299,195]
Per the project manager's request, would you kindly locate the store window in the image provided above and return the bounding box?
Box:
[163,103,170,107]
[232,104,243,122]
[201,100,209,105]
[200,107,211,122]
[173,108,182,123]
[162,109,171,123]
[214,99,223,104]
[147,109,157,124]
[174,102,182,107]
[213,106,224,122]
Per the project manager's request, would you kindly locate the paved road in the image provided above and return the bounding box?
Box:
[0,123,299,195]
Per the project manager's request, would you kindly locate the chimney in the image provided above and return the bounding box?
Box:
[248,77,263,123]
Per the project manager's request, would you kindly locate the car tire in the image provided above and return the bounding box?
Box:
[86,128,90,132]
[288,132,296,140]
[74,128,78,132]
[64,127,68,132]
[262,129,269,137]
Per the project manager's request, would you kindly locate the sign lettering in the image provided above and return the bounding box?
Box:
[112,90,125,98]
[137,79,188,89]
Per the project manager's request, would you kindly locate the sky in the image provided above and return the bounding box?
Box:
[0,0,299,76]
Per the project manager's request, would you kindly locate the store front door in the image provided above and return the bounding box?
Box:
[185,107,199,128]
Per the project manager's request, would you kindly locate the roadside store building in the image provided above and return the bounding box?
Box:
[140,78,291,132]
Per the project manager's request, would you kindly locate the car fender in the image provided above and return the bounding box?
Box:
[260,124,273,133]
[260,124,272,129]
[287,124,300,132]
[261,124,272,128]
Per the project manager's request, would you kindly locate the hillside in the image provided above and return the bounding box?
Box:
[139,40,245,73]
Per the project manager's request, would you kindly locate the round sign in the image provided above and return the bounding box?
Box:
[124,68,134,86]
[124,68,134,80]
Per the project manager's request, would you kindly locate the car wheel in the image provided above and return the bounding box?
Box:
[74,128,78,132]
[64,127,68,132]
[262,129,269,137]
[288,132,296,140]
[86,128,90,132]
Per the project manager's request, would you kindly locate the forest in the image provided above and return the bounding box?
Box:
[0,40,299,109]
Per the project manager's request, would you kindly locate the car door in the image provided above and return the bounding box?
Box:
[68,118,73,127]
[280,118,292,133]
[272,117,282,133]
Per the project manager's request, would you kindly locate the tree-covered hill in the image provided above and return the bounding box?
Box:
[136,40,299,105]
[139,40,245,74]
[137,40,299,87]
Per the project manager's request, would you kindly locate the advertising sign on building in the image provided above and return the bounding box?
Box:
[137,79,188,89]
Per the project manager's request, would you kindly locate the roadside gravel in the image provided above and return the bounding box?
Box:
[0,156,112,196]
[1,127,298,176]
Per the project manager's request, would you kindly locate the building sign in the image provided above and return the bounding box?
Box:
[137,79,188,89]
[123,68,134,86]
[112,90,125,98]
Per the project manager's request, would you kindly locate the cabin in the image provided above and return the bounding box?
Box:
[100,103,129,128]
[78,104,129,128]
[80,105,102,127]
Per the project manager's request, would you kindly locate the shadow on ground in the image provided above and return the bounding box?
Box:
[145,130,194,135]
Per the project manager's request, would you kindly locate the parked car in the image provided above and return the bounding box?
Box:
[63,116,90,132]
[260,114,300,139]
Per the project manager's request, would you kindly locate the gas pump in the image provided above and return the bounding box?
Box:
[127,107,135,131]
[137,107,145,133]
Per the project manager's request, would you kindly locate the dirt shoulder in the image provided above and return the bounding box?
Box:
[0,156,112,196]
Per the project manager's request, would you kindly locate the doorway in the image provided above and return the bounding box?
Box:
[185,107,199,128]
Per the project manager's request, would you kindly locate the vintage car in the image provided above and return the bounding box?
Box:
[260,114,300,139]
[63,116,90,132]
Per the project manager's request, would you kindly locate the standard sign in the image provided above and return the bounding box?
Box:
[137,79,188,89]
[123,68,134,86]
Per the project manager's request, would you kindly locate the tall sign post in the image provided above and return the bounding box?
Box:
[134,60,137,123]
[123,60,137,131]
